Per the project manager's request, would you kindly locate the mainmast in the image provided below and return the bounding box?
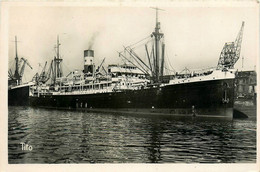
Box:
[151,7,164,83]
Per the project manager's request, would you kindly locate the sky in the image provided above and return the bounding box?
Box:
[7,4,259,82]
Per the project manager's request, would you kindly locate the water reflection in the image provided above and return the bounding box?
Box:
[146,121,164,163]
[8,107,256,163]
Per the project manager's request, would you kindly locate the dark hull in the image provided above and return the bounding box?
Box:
[8,85,30,106]
[29,78,235,119]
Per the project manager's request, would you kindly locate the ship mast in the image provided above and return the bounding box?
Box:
[14,36,20,82]
[53,35,63,84]
[151,7,164,83]
[10,36,32,85]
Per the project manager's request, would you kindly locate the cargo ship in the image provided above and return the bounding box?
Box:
[8,36,33,106]
[26,9,245,119]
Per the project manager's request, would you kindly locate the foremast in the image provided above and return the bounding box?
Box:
[53,35,63,84]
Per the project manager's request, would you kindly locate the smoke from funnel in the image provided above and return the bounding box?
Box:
[88,32,99,50]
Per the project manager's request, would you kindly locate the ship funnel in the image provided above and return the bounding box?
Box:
[84,49,94,57]
[84,49,94,75]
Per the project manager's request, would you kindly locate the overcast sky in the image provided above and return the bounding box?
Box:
[8,4,258,82]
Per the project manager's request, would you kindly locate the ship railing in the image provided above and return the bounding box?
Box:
[168,69,235,85]
[53,87,114,95]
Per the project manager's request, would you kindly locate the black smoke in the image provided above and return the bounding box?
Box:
[88,32,99,50]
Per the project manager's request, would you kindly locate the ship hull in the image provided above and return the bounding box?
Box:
[8,85,30,106]
[29,78,235,119]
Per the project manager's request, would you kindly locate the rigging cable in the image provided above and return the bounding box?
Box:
[126,35,152,49]
[165,47,176,74]
[62,60,72,76]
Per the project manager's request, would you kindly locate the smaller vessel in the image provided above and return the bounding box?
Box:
[8,36,33,106]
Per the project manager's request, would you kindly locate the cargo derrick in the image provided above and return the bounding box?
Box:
[119,7,166,84]
[39,62,48,82]
[36,60,54,84]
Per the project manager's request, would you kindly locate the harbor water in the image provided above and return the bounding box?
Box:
[8,106,256,163]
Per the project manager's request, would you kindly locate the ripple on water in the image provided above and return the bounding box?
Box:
[8,107,256,163]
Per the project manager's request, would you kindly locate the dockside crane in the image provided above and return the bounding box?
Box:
[32,73,39,83]
[19,57,33,78]
[8,69,14,80]
[217,22,245,69]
